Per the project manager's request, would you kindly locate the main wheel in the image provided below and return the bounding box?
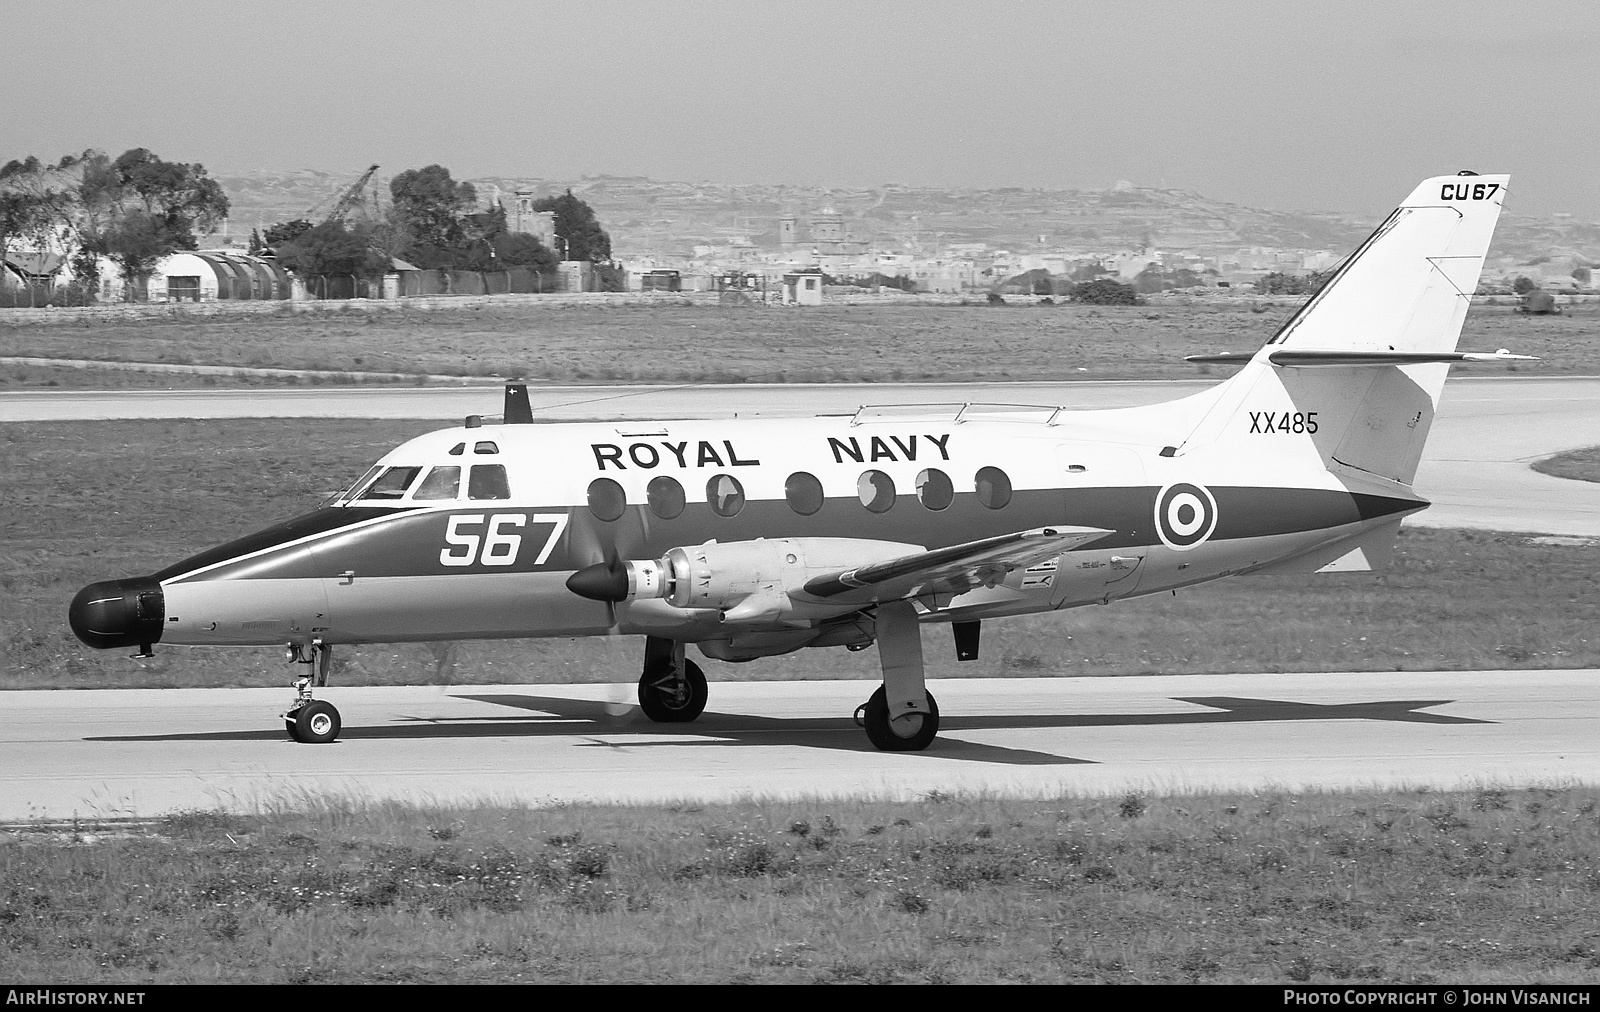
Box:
[289,700,342,744]
[861,685,939,752]
[638,657,708,723]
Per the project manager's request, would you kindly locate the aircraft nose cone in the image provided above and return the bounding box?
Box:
[69,578,165,650]
[566,561,629,602]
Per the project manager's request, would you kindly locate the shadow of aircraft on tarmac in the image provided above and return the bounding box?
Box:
[86,694,1491,767]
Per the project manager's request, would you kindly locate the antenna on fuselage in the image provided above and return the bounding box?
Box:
[504,381,534,424]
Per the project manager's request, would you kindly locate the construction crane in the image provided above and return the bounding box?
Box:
[305,164,380,226]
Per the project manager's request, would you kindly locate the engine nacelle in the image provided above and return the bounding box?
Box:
[625,538,917,624]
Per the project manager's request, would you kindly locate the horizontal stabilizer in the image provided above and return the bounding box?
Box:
[803,526,1112,599]
[1185,349,1536,367]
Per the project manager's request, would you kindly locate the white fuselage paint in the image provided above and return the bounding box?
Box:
[155,397,1417,653]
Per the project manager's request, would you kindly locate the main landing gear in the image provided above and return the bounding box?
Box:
[853,600,940,751]
[283,638,342,744]
[638,636,708,722]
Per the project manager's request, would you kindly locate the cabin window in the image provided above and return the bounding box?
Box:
[646,475,685,519]
[857,470,895,513]
[785,471,824,516]
[707,474,745,517]
[587,478,626,521]
[474,441,499,455]
[448,442,465,456]
[916,468,953,511]
[412,465,461,500]
[360,466,422,500]
[468,464,511,501]
[975,466,1012,510]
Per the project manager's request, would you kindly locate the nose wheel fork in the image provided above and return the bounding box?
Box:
[283,639,342,744]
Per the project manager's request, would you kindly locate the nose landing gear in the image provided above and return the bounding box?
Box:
[283,639,342,744]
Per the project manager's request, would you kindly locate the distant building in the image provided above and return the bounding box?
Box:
[145,251,289,301]
[811,207,845,245]
[509,190,556,247]
[559,259,594,293]
[782,271,823,305]
[774,206,868,257]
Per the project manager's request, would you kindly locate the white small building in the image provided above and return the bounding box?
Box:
[781,272,823,306]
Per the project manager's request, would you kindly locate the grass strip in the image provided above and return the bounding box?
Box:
[1533,447,1600,484]
[2,788,1596,983]
[1,301,1591,389]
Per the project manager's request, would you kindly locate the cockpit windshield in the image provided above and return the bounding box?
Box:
[358,466,423,500]
[322,465,382,507]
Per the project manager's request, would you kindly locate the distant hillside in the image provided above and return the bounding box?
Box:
[213,169,1600,268]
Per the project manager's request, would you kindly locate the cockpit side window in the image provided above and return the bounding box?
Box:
[468,463,512,500]
[412,465,462,501]
[359,466,422,500]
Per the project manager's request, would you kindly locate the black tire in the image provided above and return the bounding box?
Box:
[638,657,708,723]
[861,685,939,752]
[289,700,342,744]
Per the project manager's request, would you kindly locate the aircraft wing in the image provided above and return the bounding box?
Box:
[801,526,1113,601]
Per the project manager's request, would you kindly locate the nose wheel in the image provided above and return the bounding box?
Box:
[283,639,343,743]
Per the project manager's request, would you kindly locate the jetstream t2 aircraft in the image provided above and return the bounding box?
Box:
[70,172,1527,750]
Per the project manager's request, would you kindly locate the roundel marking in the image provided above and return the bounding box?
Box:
[1154,482,1217,550]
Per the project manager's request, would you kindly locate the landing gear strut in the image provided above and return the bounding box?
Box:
[638,636,707,723]
[283,638,342,744]
[857,601,940,751]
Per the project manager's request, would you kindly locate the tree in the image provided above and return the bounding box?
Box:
[1512,275,1537,295]
[1071,279,1139,305]
[493,231,556,272]
[274,221,390,279]
[74,148,229,297]
[0,154,84,270]
[107,148,228,228]
[389,165,476,259]
[532,189,611,261]
[264,219,313,248]
[97,210,174,298]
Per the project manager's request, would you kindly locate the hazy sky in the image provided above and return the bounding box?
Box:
[8,0,1597,218]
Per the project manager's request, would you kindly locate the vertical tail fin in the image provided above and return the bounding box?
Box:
[1179,173,1509,486]
[1269,172,1508,359]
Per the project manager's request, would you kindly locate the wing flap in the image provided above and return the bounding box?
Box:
[802,526,1113,600]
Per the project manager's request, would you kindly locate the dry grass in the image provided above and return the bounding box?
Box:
[3,418,1598,689]
[2,299,1596,388]
[2,788,1597,983]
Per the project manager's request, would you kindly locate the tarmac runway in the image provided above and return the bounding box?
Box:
[2,375,1596,535]
[3,670,1596,820]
